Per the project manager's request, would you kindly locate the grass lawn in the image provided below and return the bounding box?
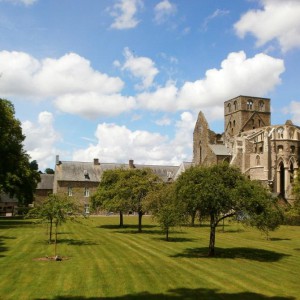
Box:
[0,216,299,300]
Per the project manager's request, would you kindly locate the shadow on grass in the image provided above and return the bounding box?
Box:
[269,238,291,241]
[99,224,157,230]
[56,238,99,246]
[154,237,196,243]
[0,218,33,229]
[0,235,15,257]
[171,247,289,262]
[36,287,295,300]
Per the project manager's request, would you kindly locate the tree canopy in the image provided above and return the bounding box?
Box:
[27,194,81,256]
[176,163,282,256]
[143,183,187,240]
[92,168,162,232]
[0,99,40,205]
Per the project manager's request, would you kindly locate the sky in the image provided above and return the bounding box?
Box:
[1,0,300,171]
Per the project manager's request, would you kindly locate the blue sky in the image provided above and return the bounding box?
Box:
[1,0,300,170]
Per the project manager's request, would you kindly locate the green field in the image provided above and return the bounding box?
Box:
[0,216,299,300]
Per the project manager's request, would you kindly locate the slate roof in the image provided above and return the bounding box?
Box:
[55,161,102,182]
[209,144,231,156]
[36,174,54,190]
[54,159,181,183]
[133,164,180,182]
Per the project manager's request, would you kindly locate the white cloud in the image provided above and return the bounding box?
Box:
[0,0,37,5]
[284,101,300,124]
[110,0,143,30]
[155,116,171,126]
[54,92,136,118]
[202,9,229,31]
[0,51,133,118]
[22,112,60,170]
[137,82,178,111]
[136,51,284,117]
[234,0,300,52]
[154,0,177,24]
[120,47,159,90]
[73,112,195,165]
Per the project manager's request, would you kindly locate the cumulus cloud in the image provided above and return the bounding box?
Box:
[284,101,300,124]
[120,47,159,90]
[136,51,285,117]
[54,92,135,118]
[234,0,300,52]
[110,0,143,30]
[0,51,134,118]
[154,0,177,24]
[72,112,195,165]
[22,112,60,170]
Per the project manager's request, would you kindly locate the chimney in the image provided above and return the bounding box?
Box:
[93,158,100,165]
[129,159,135,169]
[56,155,61,165]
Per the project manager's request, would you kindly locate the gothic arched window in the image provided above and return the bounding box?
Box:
[247,100,253,110]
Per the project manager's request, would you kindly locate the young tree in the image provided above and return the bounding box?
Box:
[0,99,40,205]
[143,183,187,241]
[176,163,282,256]
[27,194,81,256]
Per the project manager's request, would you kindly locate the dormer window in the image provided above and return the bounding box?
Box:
[84,170,90,179]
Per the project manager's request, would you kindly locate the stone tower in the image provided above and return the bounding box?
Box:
[224,96,271,138]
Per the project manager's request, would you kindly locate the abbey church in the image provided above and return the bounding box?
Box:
[193,95,300,203]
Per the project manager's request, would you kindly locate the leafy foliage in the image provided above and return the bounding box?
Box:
[27,194,81,255]
[92,168,162,231]
[143,183,187,240]
[176,163,282,256]
[0,99,40,205]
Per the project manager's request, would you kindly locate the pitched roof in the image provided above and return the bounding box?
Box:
[133,164,180,182]
[209,144,231,156]
[36,174,54,190]
[55,161,102,182]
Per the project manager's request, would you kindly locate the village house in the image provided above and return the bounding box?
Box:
[50,155,189,213]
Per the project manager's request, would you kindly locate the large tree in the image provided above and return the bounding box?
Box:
[0,99,40,205]
[176,163,282,256]
[143,183,187,241]
[91,168,131,227]
[92,168,162,232]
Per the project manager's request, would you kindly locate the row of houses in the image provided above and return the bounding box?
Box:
[34,157,193,214]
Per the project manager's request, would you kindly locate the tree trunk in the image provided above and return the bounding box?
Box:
[54,221,58,257]
[138,211,143,233]
[208,213,216,257]
[49,218,53,244]
[119,211,124,227]
[166,227,169,241]
[190,210,196,227]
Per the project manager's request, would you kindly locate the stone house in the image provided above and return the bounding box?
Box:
[35,174,54,203]
[0,192,18,216]
[51,155,188,212]
[193,95,300,203]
